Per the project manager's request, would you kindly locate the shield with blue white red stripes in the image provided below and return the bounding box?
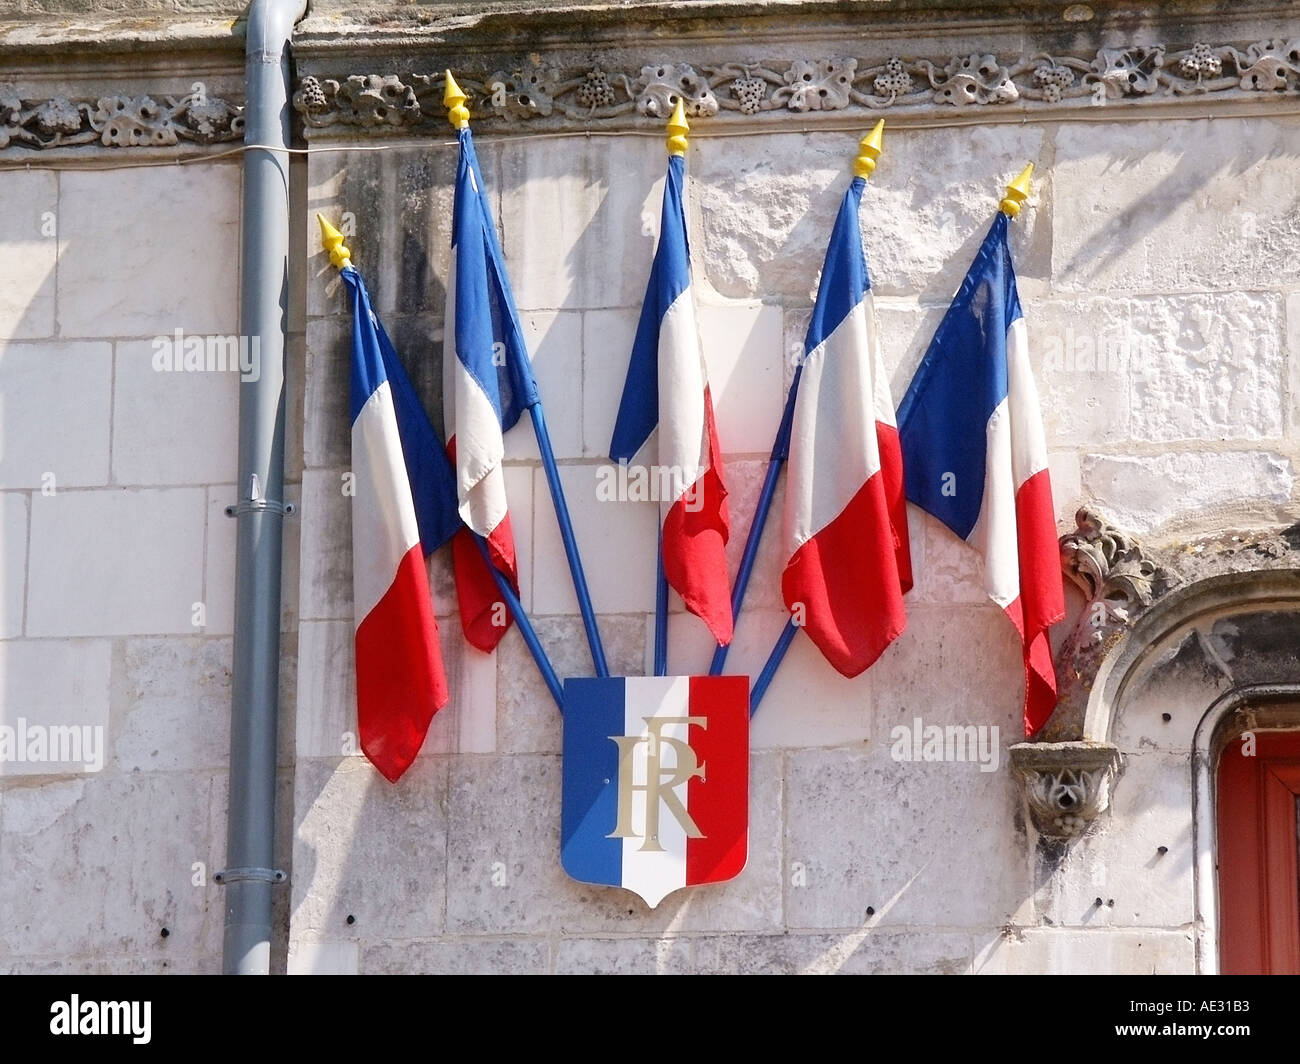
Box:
[561,676,749,908]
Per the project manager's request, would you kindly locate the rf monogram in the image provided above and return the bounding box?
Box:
[607,716,707,851]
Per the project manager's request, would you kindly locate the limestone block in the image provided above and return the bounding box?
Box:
[696,302,784,456]
[0,169,57,340]
[0,773,221,957]
[1130,293,1285,443]
[975,927,1195,974]
[202,487,236,636]
[581,307,637,459]
[113,637,231,774]
[286,940,359,975]
[785,746,1030,930]
[1027,296,1133,447]
[111,339,240,485]
[909,512,990,605]
[0,342,111,489]
[0,493,27,637]
[530,463,657,615]
[497,614,645,755]
[1079,451,1294,534]
[58,165,239,337]
[1053,117,1300,294]
[501,135,661,311]
[27,488,206,637]
[1033,753,1194,929]
[290,757,447,941]
[554,936,692,975]
[1288,293,1300,439]
[365,937,548,975]
[0,639,111,776]
[445,751,782,935]
[297,468,351,622]
[303,318,351,471]
[692,930,974,975]
[872,298,947,402]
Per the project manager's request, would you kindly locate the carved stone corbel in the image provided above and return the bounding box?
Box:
[1009,741,1123,839]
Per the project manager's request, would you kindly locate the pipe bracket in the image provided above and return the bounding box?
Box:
[214,866,287,886]
[225,498,296,517]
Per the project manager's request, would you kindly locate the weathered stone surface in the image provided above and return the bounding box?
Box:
[691,930,974,975]
[290,757,447,942]
[501,135,660,311]
[0,773,221,957]
[0,170,57,340]
[697,301,784,456]
[1053,117,1300,294]
[1033,753,1194,929]
[0,342,111,489]
[871,298,946,400]
[975,927,1195,974]
[112,339,240,485]
[303,318,351,471]
[0,639,111,776]
[297,468,351,622]
[785,747,1030,929]
[530,463,657,615]
[1130,293,1285,443]
[1028,296,1132,447]
[286,939,359,975]
[364,936,548,975]
[445,752,782,935]
[58,165,239,337]
[1288,292,1300,440]
[0,493,27,637]
[1111,630,1233,755]
[554,935,691,975]
[113,638,231,774]
[27,488,205,637]
[582,308,637,458]
[908,511,990,605]
[497,614,644,755]
[1079,452,1295,534]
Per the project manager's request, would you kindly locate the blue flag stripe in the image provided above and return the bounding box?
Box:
[609,154,691,463]
[560,677,625,888]
[895,212,1023,540]
[343,266,461,556]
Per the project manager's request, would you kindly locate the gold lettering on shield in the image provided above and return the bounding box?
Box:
[608,716,707,851]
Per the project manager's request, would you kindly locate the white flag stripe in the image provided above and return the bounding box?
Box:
[351,381,423,623]
[656,287,708,510]
[1004,316,1050,488]
[968,393,1019,610]
[865,292,899,430]
[786,299,884,553]
[621,676,690,909]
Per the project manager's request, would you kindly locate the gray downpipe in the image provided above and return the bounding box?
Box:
[222,0,307,975]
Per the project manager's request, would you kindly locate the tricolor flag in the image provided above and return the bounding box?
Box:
[343,265,457,782]
[610,148,733,645]
[896,211,1065,736]
[444,125,540,652]
[780,174,911,677]
[561,675,749,907]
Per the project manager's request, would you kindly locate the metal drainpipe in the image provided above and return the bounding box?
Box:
[220,0,308,975]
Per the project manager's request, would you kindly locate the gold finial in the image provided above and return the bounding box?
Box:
[317,213,352,270]
[444,69,470,131]
[666,98,689,157]
[1000,163,1034,218]
[853,119,885,179]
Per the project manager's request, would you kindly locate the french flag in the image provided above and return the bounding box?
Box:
[781,175,911,677]
[610,152,733,645]
[444,126,540,652]
[343,266,454,782]
[896,211,1065,736]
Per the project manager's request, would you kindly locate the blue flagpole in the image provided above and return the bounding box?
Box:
[654,528,669,676]
[470,530,564,710]
[709,367,802,675]
[527,403,609,678]
[750,617,798,716]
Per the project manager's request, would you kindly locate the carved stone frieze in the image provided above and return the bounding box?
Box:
[0,89,243,151]
[1009,742,1123,839]
[294,39,1300,135]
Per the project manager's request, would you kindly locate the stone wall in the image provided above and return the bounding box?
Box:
[0,0,1297,975]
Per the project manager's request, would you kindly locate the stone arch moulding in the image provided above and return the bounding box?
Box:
[1011,507,1300,972]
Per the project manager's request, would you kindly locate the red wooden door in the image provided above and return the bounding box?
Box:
[1218,729,1300,974]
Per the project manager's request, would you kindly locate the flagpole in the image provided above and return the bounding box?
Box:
[749,617,798,716]
[709,121,886,677]
[654,530,669,675]
[444,71,608,679]
[469,531,565,709]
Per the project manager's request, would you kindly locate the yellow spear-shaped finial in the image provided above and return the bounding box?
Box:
[317,213,352,270]
[666,98,689,157]
[444,69,470,131]
[853,119,885,179]
[1000,163,1034,218]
